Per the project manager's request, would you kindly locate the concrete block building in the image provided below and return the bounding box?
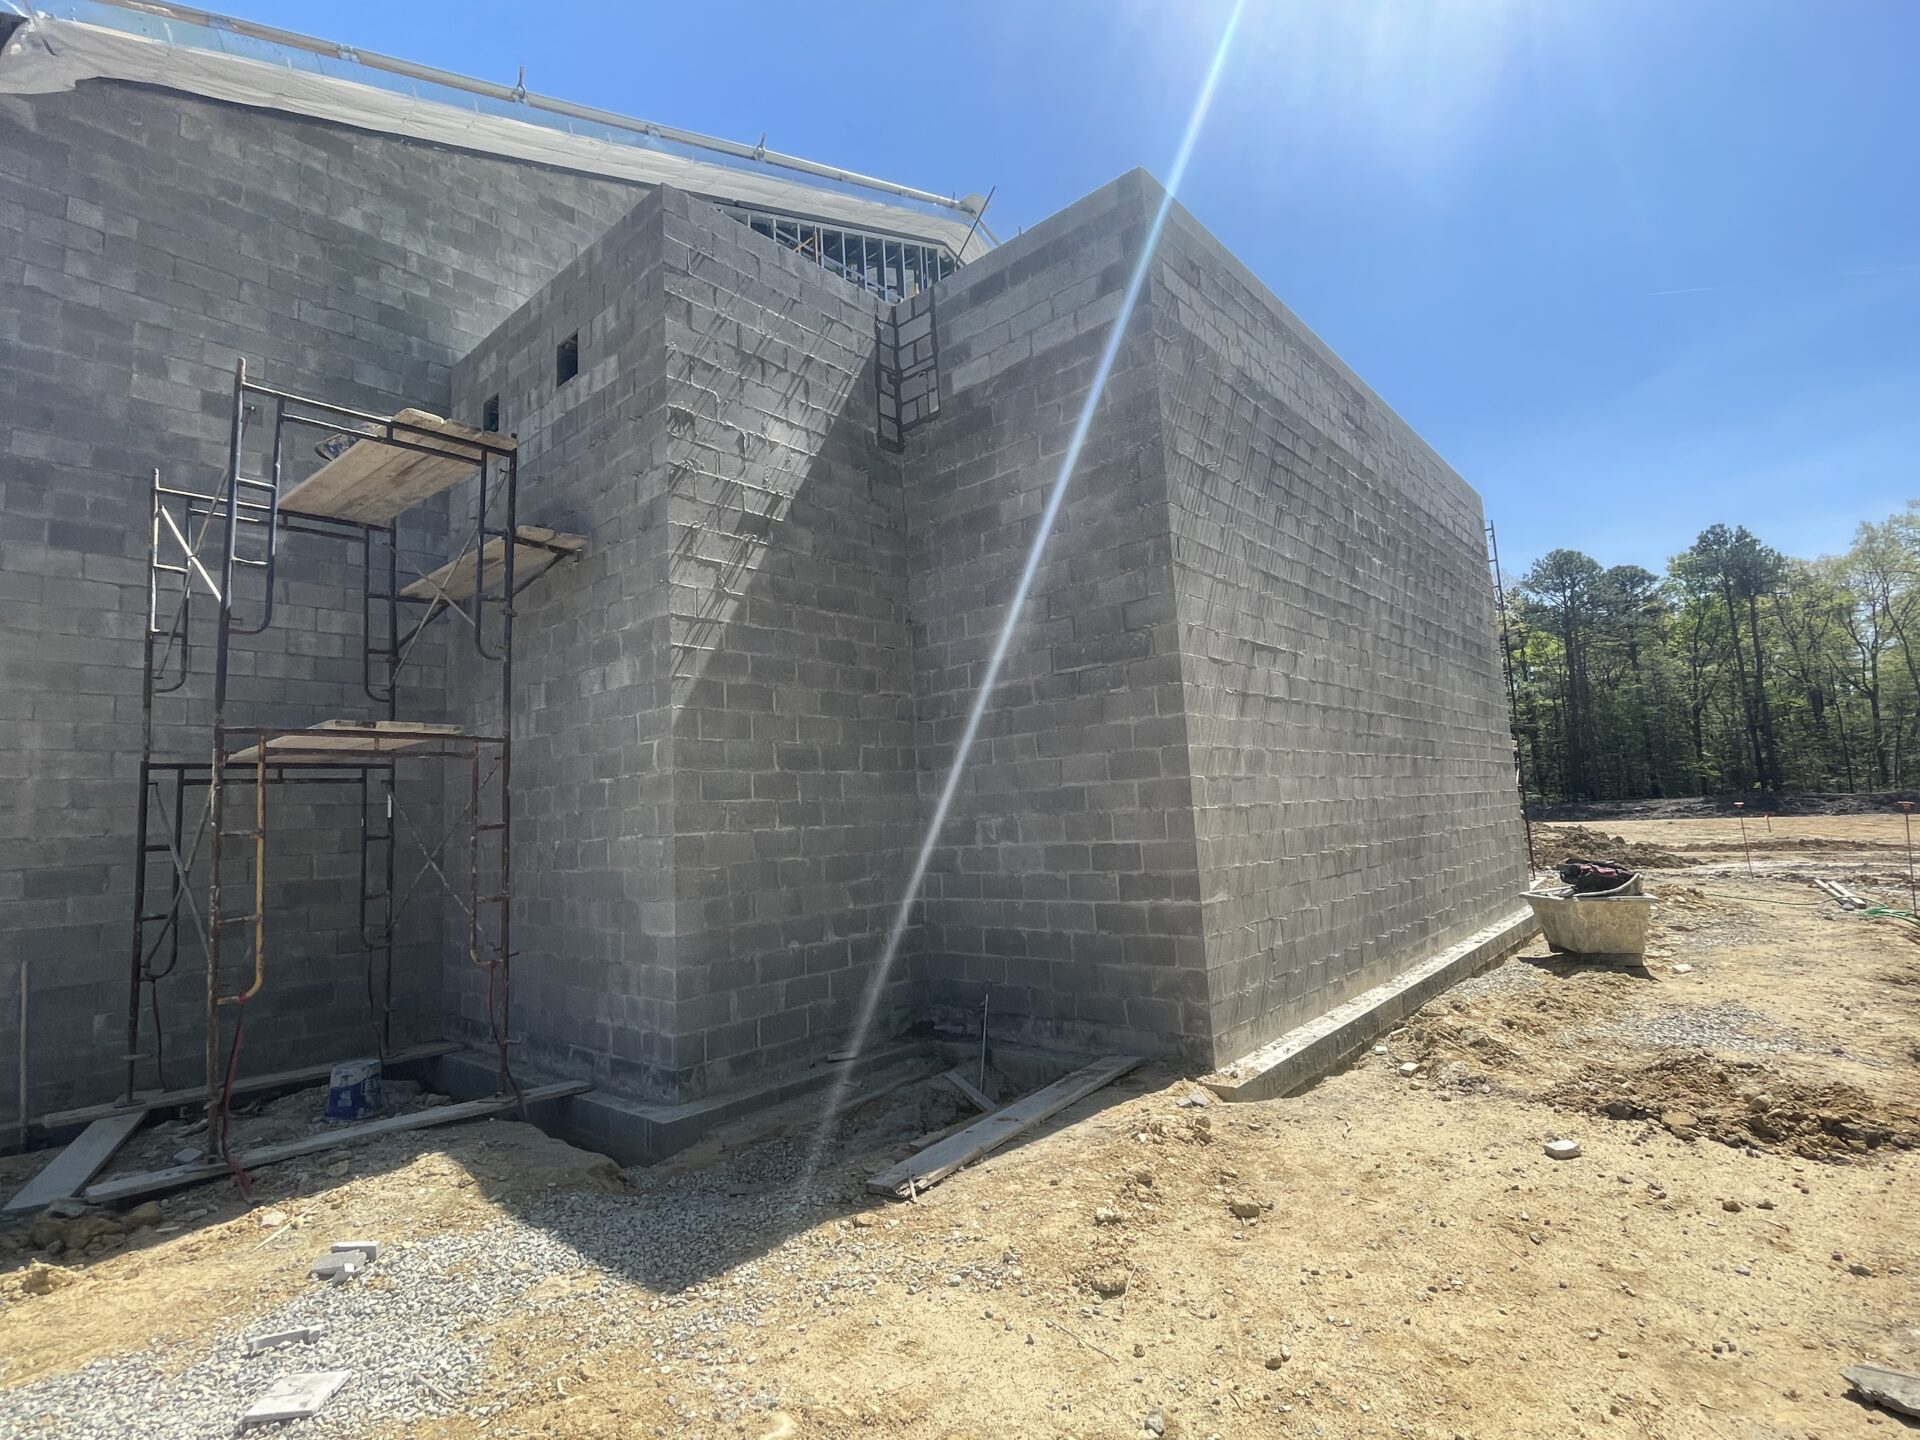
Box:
[0,1,1528,1133]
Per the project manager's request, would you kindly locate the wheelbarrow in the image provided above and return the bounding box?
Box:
[1524,873,1656,959]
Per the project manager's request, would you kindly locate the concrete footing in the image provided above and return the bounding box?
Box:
[427,1035,1094,1167]
[1200,908,1539,1103]
[429,1041,937,1166]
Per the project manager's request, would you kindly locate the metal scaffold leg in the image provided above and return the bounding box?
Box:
[114,357,549,1174]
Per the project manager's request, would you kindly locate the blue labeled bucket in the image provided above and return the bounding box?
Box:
[325,1058,384,1121]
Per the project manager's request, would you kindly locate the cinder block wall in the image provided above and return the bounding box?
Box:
[657,192,920,1098]
[452,188,918,1102]
[1,73,1527,1115]
[902,173,1215,1065]
[448,191,677,1096]
[894,169,1525,1072]
[0,80,639,1114]
[1149,199,1529,1063]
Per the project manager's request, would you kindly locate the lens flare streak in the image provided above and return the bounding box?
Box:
[800,0,1247,1187]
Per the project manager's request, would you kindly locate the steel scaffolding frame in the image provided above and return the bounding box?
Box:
[128,359,572,1163]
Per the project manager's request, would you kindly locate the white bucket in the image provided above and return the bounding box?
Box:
[324,1057,383,1121]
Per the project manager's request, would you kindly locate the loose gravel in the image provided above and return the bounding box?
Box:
[0,1104,1016,1438]
[1445,960,1547,1003]
[1604,999,1815,1056]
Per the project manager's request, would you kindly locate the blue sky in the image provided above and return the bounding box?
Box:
[209,0,1916,574]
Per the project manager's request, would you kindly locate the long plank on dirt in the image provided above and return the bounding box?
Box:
[37,1041,460,1131]
[279,409,513,526]
[83,1081,591,1205]
[867,1055,1143,1199]
[5,1111,145,1213]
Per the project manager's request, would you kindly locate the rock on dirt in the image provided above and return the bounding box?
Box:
[15,1261,77,1296]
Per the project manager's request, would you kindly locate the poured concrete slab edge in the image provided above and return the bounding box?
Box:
[1202,907,1539,1103]
[430,1041,936,1166]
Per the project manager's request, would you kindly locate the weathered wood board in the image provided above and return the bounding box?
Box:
[37,1041,458,1130]
[83,1080,590,1204]
[401,526,586,603]
[227,720,469,763]
[279,409,513,525]
[4,1111,145,1213]
[868,1054,1142,1198]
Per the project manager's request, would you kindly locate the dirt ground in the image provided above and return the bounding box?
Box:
[1536,792,1920,822]
[3,817,1917,1438]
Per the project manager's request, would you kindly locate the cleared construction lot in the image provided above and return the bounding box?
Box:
[3,816,1916,1439]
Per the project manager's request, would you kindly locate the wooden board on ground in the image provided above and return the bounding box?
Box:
[400,526,586,604]
[1814,879,1868,910]
[868,1054,1143,1199]
[82,1080,591,1204]
[937,1067,993,1112]
[36,1041,459,1130]
[1844,1364,1920,1419]
[227,720,470,763]
[278,409,514,525]
[4,1111,145,1213]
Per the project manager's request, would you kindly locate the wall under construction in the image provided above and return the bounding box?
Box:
[898,173,1527,1068]
[446,170,1528,1098]
[0,78,638,1115]
[1,80,1526,1120]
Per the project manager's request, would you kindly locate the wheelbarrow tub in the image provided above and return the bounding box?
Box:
[1523,881,1657,958]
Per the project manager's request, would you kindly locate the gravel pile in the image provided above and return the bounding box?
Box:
[1446,961,1547,1003]
[0,1090,1013,1438]
[1606,999,1814,1056]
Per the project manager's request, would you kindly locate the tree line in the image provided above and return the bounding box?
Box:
[1501,506,1920,802]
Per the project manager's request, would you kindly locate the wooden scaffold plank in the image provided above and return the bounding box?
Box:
[278,409,513,525]
[226,721,471,763]
[400,526,586,604]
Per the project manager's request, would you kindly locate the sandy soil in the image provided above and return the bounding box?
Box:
[3,820,1917,1438]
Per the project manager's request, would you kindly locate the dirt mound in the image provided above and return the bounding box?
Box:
[1545,1051,1920,1161]
[1395,968,1639,1077]
[1534,823,1696,869]
[1536,791,1920,821]
[1657,885,1725,914]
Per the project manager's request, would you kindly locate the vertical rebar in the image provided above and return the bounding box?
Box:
[1901,802,1916,913]
[16,959,27,1143]
[978,990,989,1091]
[1734,801,1753,877]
